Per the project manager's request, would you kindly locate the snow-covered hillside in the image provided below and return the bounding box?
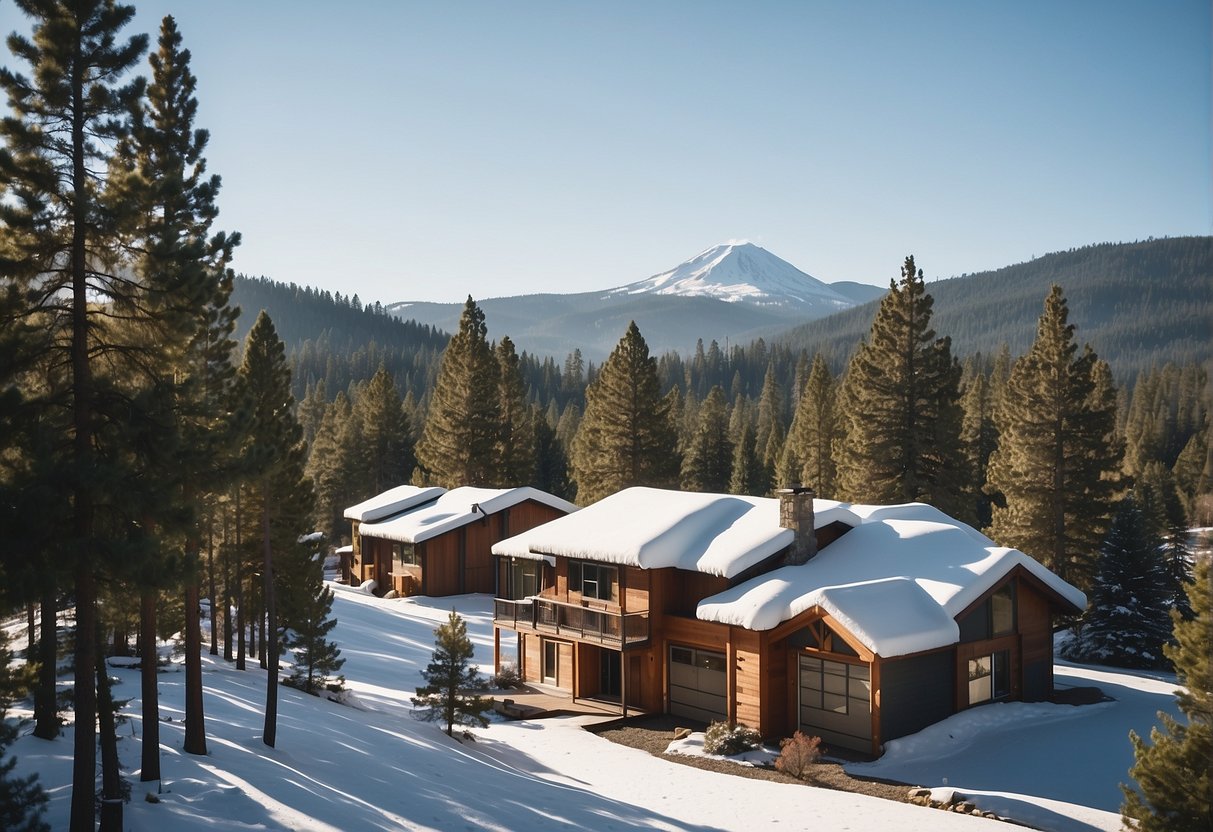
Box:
[6,589,1176,831]
[608,241,854,311]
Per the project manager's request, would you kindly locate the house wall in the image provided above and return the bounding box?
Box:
[877,650,955,744]
[367,499,570,599]
[1018,579,1055,701]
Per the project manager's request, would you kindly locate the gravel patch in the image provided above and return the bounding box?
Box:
[590,714,915,803]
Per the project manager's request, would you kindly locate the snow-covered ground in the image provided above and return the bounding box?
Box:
[5,587,1182,831]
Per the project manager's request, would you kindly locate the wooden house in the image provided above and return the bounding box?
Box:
[349,486,576,598]
[490,486,1085,756]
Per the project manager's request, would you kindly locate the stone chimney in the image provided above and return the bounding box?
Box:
[778,485,817,566]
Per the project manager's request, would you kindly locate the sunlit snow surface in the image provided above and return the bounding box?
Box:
[5,589,1179,831]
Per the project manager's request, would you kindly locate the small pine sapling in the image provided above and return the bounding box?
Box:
[775,731,825,781]
[285,583,345,695]
[414,610,492,737]
[703,721,762,756]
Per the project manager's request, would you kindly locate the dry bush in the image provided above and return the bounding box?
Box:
[775,731,825,780]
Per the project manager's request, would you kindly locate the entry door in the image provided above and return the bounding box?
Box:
[600,650,621,697]
[543,640,558,685]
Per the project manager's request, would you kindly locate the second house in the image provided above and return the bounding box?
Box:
[346,485,577,597]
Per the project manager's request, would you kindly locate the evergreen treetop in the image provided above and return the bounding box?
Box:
[987,285,1123,589]
[416,297,501,487]
[571,321,679,504]
[836,256,965,514]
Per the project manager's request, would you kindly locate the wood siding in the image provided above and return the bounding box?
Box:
[1018,579,1053,700]
[359,498,569,598]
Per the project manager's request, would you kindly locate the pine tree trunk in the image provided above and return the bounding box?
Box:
[68,42,97,832]
[236,495,246,669]
[70,568,97,832]
[208,515,219,655]
[222,525,233,661]
[33,591,59,739]
[259,606,267,669]
[184,542,207,755]
[26,603,35,657]
[139,590,160,781]
[96,631,122,832]
[261,496,279,748]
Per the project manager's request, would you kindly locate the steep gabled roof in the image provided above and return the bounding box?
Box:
[698,502,1087,657]
[344,485,445,523]
[359,486,577,545]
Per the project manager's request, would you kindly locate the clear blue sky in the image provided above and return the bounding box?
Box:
[3,1,1210,304]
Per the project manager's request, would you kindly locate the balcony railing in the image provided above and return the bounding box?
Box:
[494,597,649,646]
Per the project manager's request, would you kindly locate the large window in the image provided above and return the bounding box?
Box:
[392,542,418,572]
[968,649,1011,705]
[568,560,617,602]
[508,560,540,600]
[960,581,1017,642]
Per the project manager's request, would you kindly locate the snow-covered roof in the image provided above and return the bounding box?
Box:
[492,487,803,579]
[698,502,1087,657]
[343,485,445,523]
[358,486,577,545]
[492,487,1085,659]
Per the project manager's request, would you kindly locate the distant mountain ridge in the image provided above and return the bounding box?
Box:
[778,236,1213,381]
[387,242,879,359]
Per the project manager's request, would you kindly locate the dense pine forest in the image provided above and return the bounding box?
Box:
[1,3,1210,832]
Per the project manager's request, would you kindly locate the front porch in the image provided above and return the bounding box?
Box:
[491,683,643,721]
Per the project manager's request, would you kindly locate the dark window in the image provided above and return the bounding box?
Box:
[392,542,418,570]
[506,560,539,600]
[959,580,1017,642]
[569,560,616,602]
[992,584,1015,636]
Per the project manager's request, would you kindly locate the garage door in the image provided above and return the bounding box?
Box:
[798,654,872,752]
[669,645,727,723]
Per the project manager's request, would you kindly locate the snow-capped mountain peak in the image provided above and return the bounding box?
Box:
[608,242,853,311]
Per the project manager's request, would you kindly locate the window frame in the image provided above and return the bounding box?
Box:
[568,559,617,602]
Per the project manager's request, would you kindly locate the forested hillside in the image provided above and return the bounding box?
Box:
[779,237,1212,381]
[231,275,450,398]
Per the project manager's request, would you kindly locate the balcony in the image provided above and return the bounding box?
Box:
[494,597,650,646]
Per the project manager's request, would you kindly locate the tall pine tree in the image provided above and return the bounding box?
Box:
[416,298,500,487]
[783,354,838,497]
[0,4,146,827]
[836,257,965,514]
[681,386,733,493]
[495,336,535,486]
[238,311,314,747]
[353,364,414,494]
[986,286,1122,590]
[571,322,679,504]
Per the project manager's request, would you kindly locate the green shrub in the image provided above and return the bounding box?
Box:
[703,721,762,756]
[774,731,825,780]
